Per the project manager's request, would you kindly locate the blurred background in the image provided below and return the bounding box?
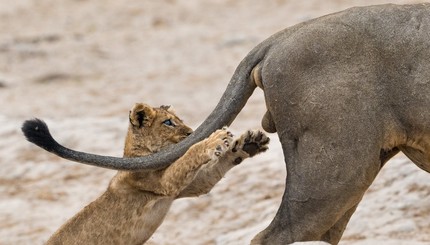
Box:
[1,0,429,244]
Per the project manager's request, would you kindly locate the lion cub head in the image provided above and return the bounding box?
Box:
[124,103,193,157]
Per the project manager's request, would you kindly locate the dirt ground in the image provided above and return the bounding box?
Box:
[1,0,430,244]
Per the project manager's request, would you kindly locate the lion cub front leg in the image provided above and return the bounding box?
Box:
[158,128,234,196]
[178,129,269,198]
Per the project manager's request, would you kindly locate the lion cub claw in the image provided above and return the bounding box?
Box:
[239,130,270,157]
[205,127,234,161]
[45,104,270,245]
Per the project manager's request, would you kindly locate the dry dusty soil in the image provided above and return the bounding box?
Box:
[1,0,429,244]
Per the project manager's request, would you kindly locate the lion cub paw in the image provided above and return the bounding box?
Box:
[233,130,269,159]
[205,127,234,161]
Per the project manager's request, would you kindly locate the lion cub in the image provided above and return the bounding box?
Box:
[46,103,269,244]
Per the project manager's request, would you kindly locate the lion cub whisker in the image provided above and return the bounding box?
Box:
[46,103,269,245]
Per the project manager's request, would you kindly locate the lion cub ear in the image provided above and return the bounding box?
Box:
[129,103,156,128]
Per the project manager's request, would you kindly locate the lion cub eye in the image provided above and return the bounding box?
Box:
[162,119,175,127]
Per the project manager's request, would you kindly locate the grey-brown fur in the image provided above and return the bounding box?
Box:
[22,3,430,244]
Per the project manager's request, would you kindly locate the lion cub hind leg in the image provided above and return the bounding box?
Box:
[159,128,234,196]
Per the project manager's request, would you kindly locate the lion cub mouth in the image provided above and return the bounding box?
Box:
[170,134,192,144]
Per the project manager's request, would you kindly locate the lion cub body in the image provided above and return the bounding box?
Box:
[47,103,269,245]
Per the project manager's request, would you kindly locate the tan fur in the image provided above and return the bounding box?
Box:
[46,103,269,245]
[21,4,430,244]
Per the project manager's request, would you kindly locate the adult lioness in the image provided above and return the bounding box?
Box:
[40,103,269,244]
[22,3,430,244]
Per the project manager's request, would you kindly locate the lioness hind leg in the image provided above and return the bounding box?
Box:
[251,129,382,244]
[400,145,430,173]
[320,204,359,244]
[159,128,233,196]
[252,159,375,244]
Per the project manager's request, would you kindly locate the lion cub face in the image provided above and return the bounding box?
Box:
[124,103,193,157]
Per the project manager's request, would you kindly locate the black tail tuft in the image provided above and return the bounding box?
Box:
[21,119,60,152]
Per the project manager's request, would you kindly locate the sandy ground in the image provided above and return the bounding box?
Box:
[1,0,430,244]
